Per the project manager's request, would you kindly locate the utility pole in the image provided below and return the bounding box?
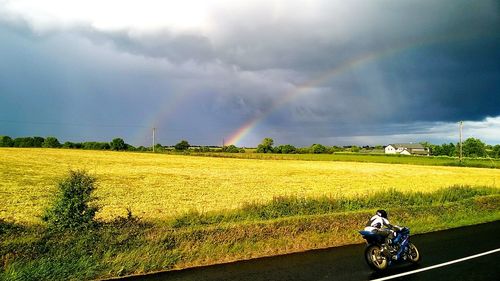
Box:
[153,127,156,153]
[459,121,463,162]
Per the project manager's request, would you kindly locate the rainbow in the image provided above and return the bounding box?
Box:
[225,32,489,146]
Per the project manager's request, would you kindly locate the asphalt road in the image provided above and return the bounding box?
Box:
[122,221,500,281]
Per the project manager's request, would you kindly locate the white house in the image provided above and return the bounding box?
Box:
[385,143,429,156]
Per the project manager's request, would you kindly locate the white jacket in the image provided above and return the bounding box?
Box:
[364,214,392,232]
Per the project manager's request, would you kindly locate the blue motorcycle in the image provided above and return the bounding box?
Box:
[358,227,421,270]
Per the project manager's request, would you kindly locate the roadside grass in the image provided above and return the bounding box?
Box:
[171,186,499,227]
[1,186,499,281]
[2,148,500,224]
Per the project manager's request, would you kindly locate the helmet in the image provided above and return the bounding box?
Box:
[376,209,388,219]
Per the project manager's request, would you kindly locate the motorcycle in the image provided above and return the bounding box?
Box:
[358,227,421,270]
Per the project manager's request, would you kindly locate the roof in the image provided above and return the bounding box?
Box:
[389,143,425,149]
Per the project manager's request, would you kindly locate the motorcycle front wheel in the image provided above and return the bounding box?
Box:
[408,243,421,263]
[365,245,388,270]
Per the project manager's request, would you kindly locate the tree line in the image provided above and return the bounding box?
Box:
[253,137,500,158]
[0,136,139,151]
[424,138,500,158]
[255,138,381,154]
[0,136,240,153]
[1,135,499,158]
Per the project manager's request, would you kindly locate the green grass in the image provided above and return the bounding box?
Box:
[1,186,499,281]
[171,186,499,227]
[187,152,500,169]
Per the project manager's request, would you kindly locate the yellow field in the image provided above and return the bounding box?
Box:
[1,148,500,224]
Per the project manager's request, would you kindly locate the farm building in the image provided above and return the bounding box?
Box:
[385,143,430,156]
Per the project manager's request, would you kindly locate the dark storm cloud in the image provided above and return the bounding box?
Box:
[1,0,500,146]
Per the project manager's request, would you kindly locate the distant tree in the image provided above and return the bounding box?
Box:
[419,141,432,149]
[13,137,35,147]
[33,136,45,147]
[82,142,96,150]
[62,141,73,149]
[174,140,190,151]
[491,145,500,158]
[222,144,242,153]
[296,147,311,154]
[436,143,456,157]
[256,138,274,153]
[0,136,13,147]
[63,141,82,149]
[328,146,343,153]
[153,143,164,152]
[110,138,127,151]
[83,142,95,150]
[42,137,61,148]
[350,145,360,153]
[462,137,486,158]
[310,143,327,154]
[61,141,85,149]
[100,143,111,150]
[428,144,438,155]
[199,146,211,152]
[275,144,297,154]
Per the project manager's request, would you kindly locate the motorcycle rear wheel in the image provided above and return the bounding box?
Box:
[365,245,388,270]
[408,243,421,263]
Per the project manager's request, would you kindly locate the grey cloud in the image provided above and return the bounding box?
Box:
[79,27,216,63]
[1,1,500,146]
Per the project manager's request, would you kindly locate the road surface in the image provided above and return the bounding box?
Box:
[120,221,500,281]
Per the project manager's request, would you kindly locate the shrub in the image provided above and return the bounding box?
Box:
[42,170,99,230]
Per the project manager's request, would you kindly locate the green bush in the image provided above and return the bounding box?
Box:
[42,170,99,230]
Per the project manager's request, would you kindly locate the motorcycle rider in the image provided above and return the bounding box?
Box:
[364,210,400,250]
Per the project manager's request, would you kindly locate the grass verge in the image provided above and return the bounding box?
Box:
[1,186,499,280]
[187,152,500,169]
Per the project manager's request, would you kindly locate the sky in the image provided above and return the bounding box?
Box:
[0,0,499,147]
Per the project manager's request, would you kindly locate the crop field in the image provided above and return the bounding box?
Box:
[1,148,500,224]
